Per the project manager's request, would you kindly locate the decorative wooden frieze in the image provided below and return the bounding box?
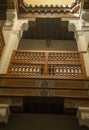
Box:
[0,96,23,106]
[64,98,89,108]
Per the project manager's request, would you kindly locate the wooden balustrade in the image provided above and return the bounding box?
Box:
[6,50,86,79]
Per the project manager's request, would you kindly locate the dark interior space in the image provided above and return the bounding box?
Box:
[0,0,7,20]
[23,96,64,114]
[0,113,89,130]
[22,18,75,40]
[0,0,15,20]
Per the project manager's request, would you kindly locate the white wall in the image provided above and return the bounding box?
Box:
[84,31,89,49]
[83,52,89,76]
[83,31,89,76]
[0,25,20,73]
[77,34,87,51]
[76,28,89,76]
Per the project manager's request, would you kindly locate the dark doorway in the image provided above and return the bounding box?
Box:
[23,96,64,114]
[22,18,75,40]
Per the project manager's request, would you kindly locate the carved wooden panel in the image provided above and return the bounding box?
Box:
[48,52,81,63]
[0,24,5,58]
[53,89,88,98]
[4,79,35,87]
[13,51,46,63]
[9,63,45,77]
[64,99,89,108]
[7,50,86,79]
[47,64,83,77]
[0,96,23,106]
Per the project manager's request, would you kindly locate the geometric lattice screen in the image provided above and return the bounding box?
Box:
[7,50,86,79]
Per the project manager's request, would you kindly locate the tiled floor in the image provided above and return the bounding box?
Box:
[18,39,78,51]
[0,114,89,130]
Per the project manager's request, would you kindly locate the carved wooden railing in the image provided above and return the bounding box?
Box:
[6,50,86,79]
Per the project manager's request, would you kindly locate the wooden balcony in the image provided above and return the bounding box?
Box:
[6,50,86,79]
[0,50,88,99]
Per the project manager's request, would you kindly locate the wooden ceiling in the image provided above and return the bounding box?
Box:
[0,0,89,20]
[16,0,81,19]
[23,0,74,7]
